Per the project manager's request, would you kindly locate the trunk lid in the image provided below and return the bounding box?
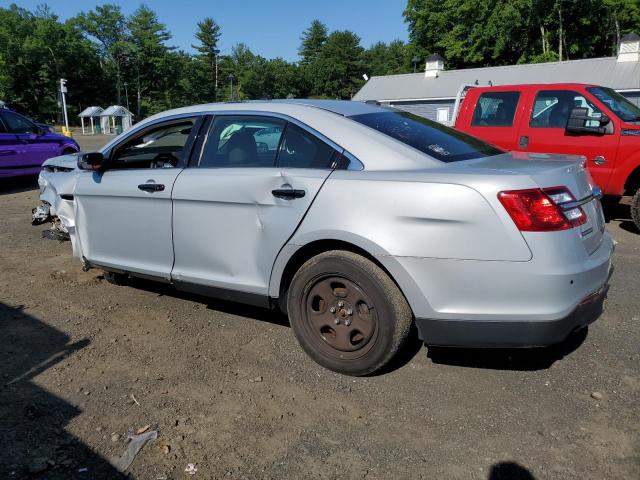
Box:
[465,152,605,254]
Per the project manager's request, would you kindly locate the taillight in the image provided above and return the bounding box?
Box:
[498,187,586,232]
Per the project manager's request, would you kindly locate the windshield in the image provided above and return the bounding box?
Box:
[587,87,640,122]
[350,110,502,162]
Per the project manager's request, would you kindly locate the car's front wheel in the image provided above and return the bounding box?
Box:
[287,250,413,376]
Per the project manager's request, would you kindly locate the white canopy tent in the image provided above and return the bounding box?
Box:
[100,105,134,135]
[78,106,104,134]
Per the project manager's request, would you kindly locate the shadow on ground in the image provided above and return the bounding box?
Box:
[488,461,536,479]
[426,327,587,371]
[120,276,585,374]
[0,176,39,195]
[0,303,126,479]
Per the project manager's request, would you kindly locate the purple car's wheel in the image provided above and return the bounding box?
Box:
[287,250,413,376]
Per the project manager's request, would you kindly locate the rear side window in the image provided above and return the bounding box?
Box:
[351,110,502,162]
[471,92,520,127]
[277,124,337,169]
[199,116,285,168]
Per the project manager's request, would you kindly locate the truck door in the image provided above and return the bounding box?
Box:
[458,89,524,151]
[516,88,620,191]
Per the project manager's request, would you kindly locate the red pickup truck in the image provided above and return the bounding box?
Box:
[454,83,640,231]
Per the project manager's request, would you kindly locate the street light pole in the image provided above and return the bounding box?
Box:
[213,48,220,102]
[59,78,69,134]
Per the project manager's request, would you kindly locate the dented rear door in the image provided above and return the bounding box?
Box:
[170,167,331,296]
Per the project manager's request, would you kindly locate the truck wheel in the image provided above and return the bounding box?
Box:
[632,189,640,233]
[287,250,413,376]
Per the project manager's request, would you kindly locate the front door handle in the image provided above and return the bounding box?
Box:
[519,135,529,149]
[138,183,165,192]
[272,188,305,199]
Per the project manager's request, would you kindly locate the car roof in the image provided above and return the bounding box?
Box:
[102,100,437,171]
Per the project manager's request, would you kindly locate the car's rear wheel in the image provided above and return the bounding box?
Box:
[631,189,640,233]
[287,250,412,376]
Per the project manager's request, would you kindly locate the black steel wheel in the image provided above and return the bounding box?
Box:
[287,250,412,376]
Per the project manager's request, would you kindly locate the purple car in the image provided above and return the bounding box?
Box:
[0,109,79,178]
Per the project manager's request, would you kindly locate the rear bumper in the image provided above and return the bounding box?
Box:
[415,281,609,347]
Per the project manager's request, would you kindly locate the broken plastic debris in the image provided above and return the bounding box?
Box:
[185,463,198,475]
[112,430,158,472]
[78,467,89,473]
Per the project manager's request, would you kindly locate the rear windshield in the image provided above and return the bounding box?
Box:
[350,110,502,162]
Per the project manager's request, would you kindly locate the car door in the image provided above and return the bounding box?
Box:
[171,114,340,300]
[462,89,523,151]
[0,115,23,177]
[517,88,620,190]
[0,110,51,171]
[74,116,201,279]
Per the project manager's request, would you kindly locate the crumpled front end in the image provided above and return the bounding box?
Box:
[32,155,82,255]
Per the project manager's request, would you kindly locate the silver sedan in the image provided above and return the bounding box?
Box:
[69,100,613,375]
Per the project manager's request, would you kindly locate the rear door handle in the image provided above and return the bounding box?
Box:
[272,188,305,199]
[138,183,165,192]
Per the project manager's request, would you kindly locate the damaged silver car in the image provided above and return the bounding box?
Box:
[60,100,612,376]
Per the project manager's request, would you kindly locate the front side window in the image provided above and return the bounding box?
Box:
[1,111,37,134]
[530,90,602,128]
[351,110,502,162]
[587,86,640,123]
[471,92,520,127]
[199,116,285,168]
[277,124,337,169]
[110,120,195,169]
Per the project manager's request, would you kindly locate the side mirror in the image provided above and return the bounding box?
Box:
[566,107,607,136]
[78,152,105,171]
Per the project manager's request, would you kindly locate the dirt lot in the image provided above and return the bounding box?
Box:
[1,137,639,479]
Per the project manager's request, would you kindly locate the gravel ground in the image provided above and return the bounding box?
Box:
[0,142,638,479]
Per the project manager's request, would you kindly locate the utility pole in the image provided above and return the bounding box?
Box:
[229,74,234,101]
[59,78,69,134]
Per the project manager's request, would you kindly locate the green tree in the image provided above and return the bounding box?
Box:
[0,4,104,121]
[362,40,411,76]
[73,3,129,104]
[127,5,172,116]
[404,0,640,69]
[299,20,328,64]
[312,31,364,99]
[192,17,221,101]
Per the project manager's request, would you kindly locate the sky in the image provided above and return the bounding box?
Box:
[9,0,409,61]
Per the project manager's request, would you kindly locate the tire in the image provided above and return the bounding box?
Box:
[631,189,640,233]
[103,271,127,285]
[287,250,413,376]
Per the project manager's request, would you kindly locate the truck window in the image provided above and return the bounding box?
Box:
[586,86,640,123]
[530,90,602,128]
[471,92,520,127]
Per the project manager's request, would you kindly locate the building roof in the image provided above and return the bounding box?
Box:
[621,32,640,42]
[78,106,103,117]
[100,105,133,117]
[353,56,640,102]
